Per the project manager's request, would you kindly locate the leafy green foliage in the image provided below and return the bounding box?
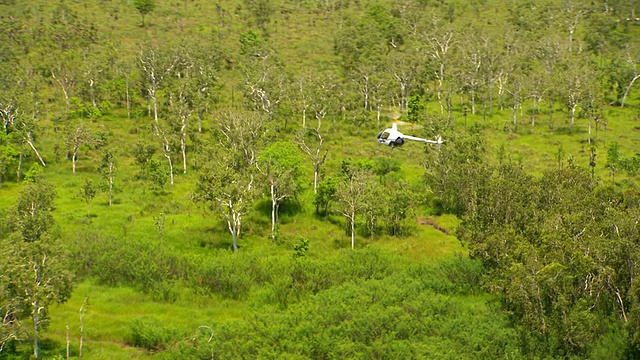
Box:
[79,178,97,218]
[314,176,337,216]
[148,159,168,191]
[133,142,156,179]
[292,236,309,259]
[208,256,519,359]
[458,165,640,357]
[1,180,73,358]
[6,180,56,242]
[98,148,117,206]
[133,0,155,27]
[0,0,640,358]
[423,127,488,215]
[129,317,184,351]
[607,141,640,178]
[0,131,19,184]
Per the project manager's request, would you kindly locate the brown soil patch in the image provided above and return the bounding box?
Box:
[417,218,451,235]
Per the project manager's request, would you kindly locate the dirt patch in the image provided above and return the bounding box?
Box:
[418,218,451,235]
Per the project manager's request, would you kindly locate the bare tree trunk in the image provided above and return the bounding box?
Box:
[164,151,174,185]
[570,104,577,133]
[66,323,70,360]
[437,74,444,115]
[616,289,628,323]
[89,79,97,108]
[79,296,88,358]
[33,300,40,358]
[25,133,46,166]
[302,107,306,128]
[231,219,238,252]
[152,93,159,132]
[271,184,276,243]
[621,74,640,108]
[471,89,476,114]
[350,212,355,249]
[314,166,319,194]
[108,175,114,206]
[51,70,70,119]
[17,152,22,181]
[73,146,78,174]
[181,136,187,174]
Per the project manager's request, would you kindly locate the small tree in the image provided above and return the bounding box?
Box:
[193,155,257,252]
[193,111,265,252]
[314,177,337,216]
[149,159,168,191]
[7,180,56,242]
[79,178,97,218]
[257,141,303,243]
[98,149,117,206]
[336,161,373,249]
[133,142,156,179]
[133,0,155,27]
[64,122,96,174]
[1,180,73,358]
[295,127,328,194]
[1,233,74,359]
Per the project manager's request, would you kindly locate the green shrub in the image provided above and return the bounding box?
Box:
[193,252,254,299]
[129,317,184,351]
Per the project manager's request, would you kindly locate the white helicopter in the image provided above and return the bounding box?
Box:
[377,117,443,148]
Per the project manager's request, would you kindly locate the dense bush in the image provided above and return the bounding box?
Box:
[129,317,185,351]
[205,260,521,359]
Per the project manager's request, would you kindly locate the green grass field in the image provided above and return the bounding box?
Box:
[2,0,640,358]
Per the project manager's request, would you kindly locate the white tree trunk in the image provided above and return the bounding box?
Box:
[302,107,306,128]
[350,212,355,249]
[51,70,70,119]
[164,151,174,185]
[231,223,238,252]
[72,146,78,174]
[152,93,159,133]
[108,174,114,206]
[231,212,239,252]
[25,134,46,166]
[271,184,277,243]
[570,104,577,133]
[17,152,22,181]
[621,74,640,108]
[181,136,187,174]
[32,299,40,359]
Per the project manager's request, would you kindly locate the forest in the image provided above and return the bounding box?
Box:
[1,0,640,358]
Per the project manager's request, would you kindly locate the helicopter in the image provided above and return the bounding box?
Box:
[376,119,443,148]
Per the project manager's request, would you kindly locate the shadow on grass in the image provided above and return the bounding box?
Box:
[550,125,586,136]
[255,198,304,218]
[200,227,236,251]
[3,338,65,359]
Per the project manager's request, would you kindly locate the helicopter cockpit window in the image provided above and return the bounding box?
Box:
[378,131,390,140]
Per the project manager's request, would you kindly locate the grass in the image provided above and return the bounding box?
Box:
[1,0,640,358]
[6,100,640,359]
[4,98,640,360]
[45,280,248,359]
